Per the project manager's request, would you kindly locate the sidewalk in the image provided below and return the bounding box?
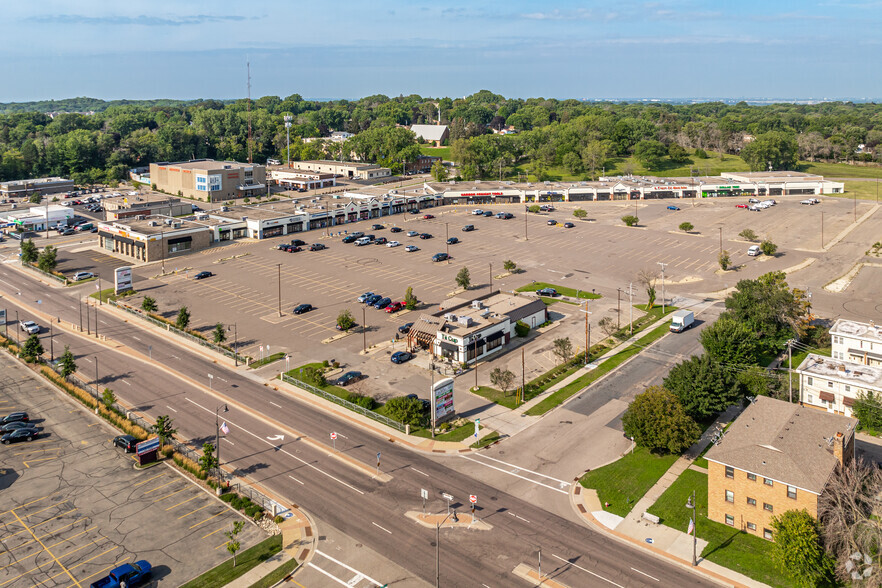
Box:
[571,404,769,588]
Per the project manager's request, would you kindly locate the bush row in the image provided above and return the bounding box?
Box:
[220,491,265,520]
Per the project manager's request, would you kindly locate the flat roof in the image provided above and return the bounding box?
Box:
[296,160,383,170]
[723,171,823,180]
[796,353,882,388]
[830,319,882,346]
[104,193,183,206]
[441,293,544,338]
[704,395,857,494]
[0,177,72,187]
[103,216,210,236]
[154,159,261,171]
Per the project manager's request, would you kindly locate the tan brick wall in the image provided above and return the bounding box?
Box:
[708,461,820,540]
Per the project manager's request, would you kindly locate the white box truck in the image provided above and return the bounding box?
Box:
[670,310,694,333]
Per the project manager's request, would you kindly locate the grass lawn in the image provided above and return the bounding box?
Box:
[471,432,500,449]
[800,161,882,179]
[411,421,481,442]
[248,557,299,588]
[420,146,451,160]
[838,180,882,201]
[579,446,679,518]
[249,352,285,369]
[90,288,136,303]
[646,469,788,588]
[516,282,603,299]
[180,534,283,588]
[471,385,521,410]
[281,363,351,401]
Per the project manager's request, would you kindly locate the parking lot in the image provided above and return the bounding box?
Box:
[0,353,263,588]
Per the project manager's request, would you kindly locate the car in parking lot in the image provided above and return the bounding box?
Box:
[337,371,364,386]
[406,230,419,237]
[364,294,382,305]
[462,224,474,232]
[547,219,557,225]
[419,233,432,239]
[72,271,94,281]
[405,245,420,252]
[374,237,387,245]
[291,239,307,247]
[386,240,401,247]
[391,351,413,364]
[113,435,138,453]
[355,237,372,246]
[0,421,37,434]
[342,232,365,243]
[309,243,327,251]
[357,292,375,302]
[1,412,30,425]
[666,205,680,211]
[496,212,514,219]
[563,222,575,228]
[748,198,759,203]
[800,199,815,205]
[432,252,449,262]
[537,287,558,297]
[288,246,303,252]
[483,210,494,217]
[372,224,384,230]
[373,297,392,310]
[19,320,40,334]
[423,214,435,219]
[385,301,405,313]
[735,203,749,209]
[471,209,484,215]
[193,271,213,279]
[390,226,403,233]
[2,428,37,444]
[748,205,761,212]
[398,322,413,334]
[446,237,459,245]
[292,303,313,314]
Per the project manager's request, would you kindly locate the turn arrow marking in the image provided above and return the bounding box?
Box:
[266,435,285,441]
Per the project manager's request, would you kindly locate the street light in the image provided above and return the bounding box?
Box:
[435,510,459,588]
[580,300,592,366]
[228,323,238,366]
[657,262,667,314]
[215,402,229,484]
[685,490,697,566]
[283,114,293,169]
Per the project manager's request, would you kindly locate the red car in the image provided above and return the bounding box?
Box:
[735,203,748,209]
[385,301,405,313]
[288,246,302,252]
[423,214,435,219]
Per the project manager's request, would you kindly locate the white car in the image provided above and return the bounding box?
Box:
[405,245,420,252]
[19,320,39,334]
[72,271,93,281]
[800,199,815,205]
[386,240,401,247]
[471,209,484,215]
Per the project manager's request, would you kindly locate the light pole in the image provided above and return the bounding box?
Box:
[277,263,282,317]
[580,300,592,366]
[686,490,697,566]
[215,402,228,483]
[445,222,449,263]
[283,114,292,169]
[435,510,458,588]
[657,262,667,314]
[228,323,238,366]
[49,323,54,362]
[362,306,367,353]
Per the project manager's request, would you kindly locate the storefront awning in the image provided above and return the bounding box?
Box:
[486,331,505,342]
[819,391,835,402]
[238,184,266,191]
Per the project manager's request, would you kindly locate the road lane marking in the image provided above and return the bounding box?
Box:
[410,467,429,477]
[222,438,234,445]
[459,455,567,494]
[121,380,131,386]
[269,401,282,408]
[307,563,351,587]
[315,550,384,586]
[372,522,392,534]
[631,567,659,581]
[470,454,570,486]
[288,475,304,485]
[166,405,178,413]
[551,553,624,587]
[132,336,141,341]
[508,512,530,523]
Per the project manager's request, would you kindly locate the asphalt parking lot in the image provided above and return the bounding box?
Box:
[0,353,263,588]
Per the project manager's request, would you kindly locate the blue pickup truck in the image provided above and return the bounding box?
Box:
[90,561,151,588]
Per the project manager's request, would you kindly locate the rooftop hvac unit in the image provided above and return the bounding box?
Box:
[444,313,457,322]
[241,216,248,221]
[479,308,491,318]
[136,215,146,221]
[471,300,484,310]
[164,218,173,225]
[172,222,182,228]
[458,316,473,327]
[148,221,158,226]
[221,206,229,212]
[197,214,209,221]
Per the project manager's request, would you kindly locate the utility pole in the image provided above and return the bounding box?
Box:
[489,263,492,293]
[787,339,794,403]
[277,264,282,317]
[362,307,367,353]
[524,209,528,241]
[657,262,667,314]
[284,114,292,169]
[474,338,478,390]
[580,301,592,366]
[521,348,526,406]
[95,357,99,400]
[79,298,83,332]
[617,287,622,329]
[49,323,54,362]
[627,283,635,335]
[718,227,722,254]
[445,222,449,263]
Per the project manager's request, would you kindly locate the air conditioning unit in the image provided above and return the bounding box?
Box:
[444,313,457,322]
[173,222,182,228]
[479,308,491,318]
[458,316,473,327]
[136,215,146,221]
[471,300,484,310]
[148,221,158,226]
[164,218,173,225]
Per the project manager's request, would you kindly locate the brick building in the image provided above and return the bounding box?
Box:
[149,160,266,202]
[705,396,856,540]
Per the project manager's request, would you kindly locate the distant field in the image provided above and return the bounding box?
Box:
[420,146,451,161]
[800,161,882,179]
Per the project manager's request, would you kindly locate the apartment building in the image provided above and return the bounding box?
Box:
[829,319,882,366]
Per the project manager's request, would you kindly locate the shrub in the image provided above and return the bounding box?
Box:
[274,515,285,524]
[679,222,694,233]
[621,215,639,227]
[514,320,530,337]
[301,366,327,387]
[719,250,731,270]
[322,359,330,368]
[739,228,758,242]
[346,393,376,410]
[220,493,237,503]
[384,396,428,427]
[694,148,709,159]
[760,239,778,256]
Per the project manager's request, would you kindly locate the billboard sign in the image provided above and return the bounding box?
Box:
[0,309,5,336]
[136,436,160,456]
[114,266,133,294]
[432,377,455,423]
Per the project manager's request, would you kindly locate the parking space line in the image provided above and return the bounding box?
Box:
[177,503,212,519]
[23,456,61,468]
[14,446,60,456]
[166,495,200,510]
[5,508,78,540]
[35,545,121,588]
[65,559,129,588]
[189,511,225,529]
[152,487,189,503]
[214,540,229,550]
[201,524,228,539]
[142,480,179,495]
[19,501,67,520]
[133,473,166,487]
[5,510,81,588]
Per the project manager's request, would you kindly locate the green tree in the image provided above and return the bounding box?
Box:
[29,193,41,203]
[36,246,58,273]
[301,366,327,388]
[663,354,743,420]
[58,345,77,378]
[737,366,788,401]
[21,334,44,360]
[336,309,355,331]
[514,320,530,337]
[503,259,517,273]
[225,521,245,567]
[761,239,778,256]
[101,388,116,410]
[212,323,226,343]
[552,337,574,364]
[20,239,38,264]
[384,396,428,427]
[719,250,731,270]
[528,204,541,213]
[489,368,516,396]
[770,510,836,587]
[638,269,657,309]
[622,386,701,454]
[598,316,619,339]
[668,143,689,163]
[852,391,882,432]
[455,267,471,290]
[141,296,157,313]
[404,286,419,310]
[740,131,799,171]
[633,139,668,170]
[175,306,190,330]
[739,228,758,242]
[573,208,587,219]
[199,442,219,478]
[621,215,639,227]
[430,160,448,182]
[679,222,694,233]
[699,314,759,365]
[725,271,809,353]
[151,415,178,447]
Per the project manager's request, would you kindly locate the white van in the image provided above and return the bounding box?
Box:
[747,245,761,256]
[354,236,372,246]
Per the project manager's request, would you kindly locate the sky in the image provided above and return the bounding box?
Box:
[2,0,881,102]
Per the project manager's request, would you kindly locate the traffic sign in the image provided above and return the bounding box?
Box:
[442,493,454,502]
[330,432,337,440]
[420,488,429,500]
[469,494,477,504]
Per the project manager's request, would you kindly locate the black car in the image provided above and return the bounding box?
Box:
[563,222,575,228]
[390,227,403,233]
[309,243,327,251]
[374,237,387,245]
[371,224,384,231]
[113,434,138,453]
[432,253,449,262]
[292,304,313,315]
[398,322,414,334]
[483,210,494,217]
[2,429,37,445]
[0,421,37,434]
[342,232,365,243]
[193,271,213,280]
[337,371,364,386]
[537,287,558,297]
[391,351,413,364]
[462,225,474,232]
[373,297,392,310]
[291,239,307,247]
[1,412,29,425]
[547,219,557,225]
[419,233,432,240]
[446,237,459,245]
[278,244,292,251]
[288,246,303,253]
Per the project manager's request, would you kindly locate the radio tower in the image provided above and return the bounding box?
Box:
[247,61,253,163]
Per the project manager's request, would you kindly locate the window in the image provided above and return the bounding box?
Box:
[807,394,814,403]
[764,503,773,513]
[725,514,734,526]
[747,473,756,481]
[828,381,834,388]
[764,478,774,487]
[807,377,813,386]
[747,497,756,506]
[747,522,756,531]
[725,490,734,503]
[846,385,851,393]
[725,466,734,479]
[764,528,773,540]
[787,486,797,500]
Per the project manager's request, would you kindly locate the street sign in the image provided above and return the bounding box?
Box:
[420,488,429,500]
[469,495,477,504]
[136,436,160,456]
[442,493,454,502]
[474,418,480,438]
[330,432,337,440]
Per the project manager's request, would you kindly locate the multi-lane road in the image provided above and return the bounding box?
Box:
[0,264,721,587]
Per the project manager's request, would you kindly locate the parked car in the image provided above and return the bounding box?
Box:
[666,205,680,211]
[390,227,403,233]
[60,227,76,235]
[398,322,413,334]
[735,203,749,209]
[386,240,401,247]
[386,301,405,313]
[292,303,313,314]
[309,243,327,251]
[748,198,759,203]
[407,230,419,237]
[537,288,558,297]
[809,197,821,204]
[357,292,375,303]
[1,412,30,425]
[483,210,494,217]
[342,232,364,243]
[113,435,138,453]
[462,224,475,232]
[0,421,36,434]
[72,271,93,281]
[747,245,762,256]
[19,321,39,334]
[355,237,372,246]
[563,222,575,228]
[88,560,151,588]
[391,351,413,364]
[471,209,484,215]
[748,205,761,212]
[423,214,435,220]
[278,244,291,251]
[371,224,384,231]
[373,297,392,310]
[2,428,37,444]
[364,294,382,306]
[288,246,303,253]
[193,271,213,279]
[291,239,307,247]
[337,371,364,386]
[419,233,432,240]
[800,199,815,205]
[405,245,420,252]
[374,237,387,245]
[432,253,449,262]
[446,237,459,245]
[547,219,557,225]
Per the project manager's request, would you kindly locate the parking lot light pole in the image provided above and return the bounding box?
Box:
[362,307,367,353]
[49,323,53,362]
[277,264,282,317]
[215,402,228,483]
[445,223,449,263]
[657,262,667,314]
[580,301,591,366]
[489,263,492,293]
[229,323,238,366]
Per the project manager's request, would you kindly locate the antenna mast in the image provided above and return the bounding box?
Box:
[247,61,253,163]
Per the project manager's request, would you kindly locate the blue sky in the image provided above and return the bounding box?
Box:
[2,0,880,102]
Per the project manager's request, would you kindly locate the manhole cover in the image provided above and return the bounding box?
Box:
[355,543,363,548]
